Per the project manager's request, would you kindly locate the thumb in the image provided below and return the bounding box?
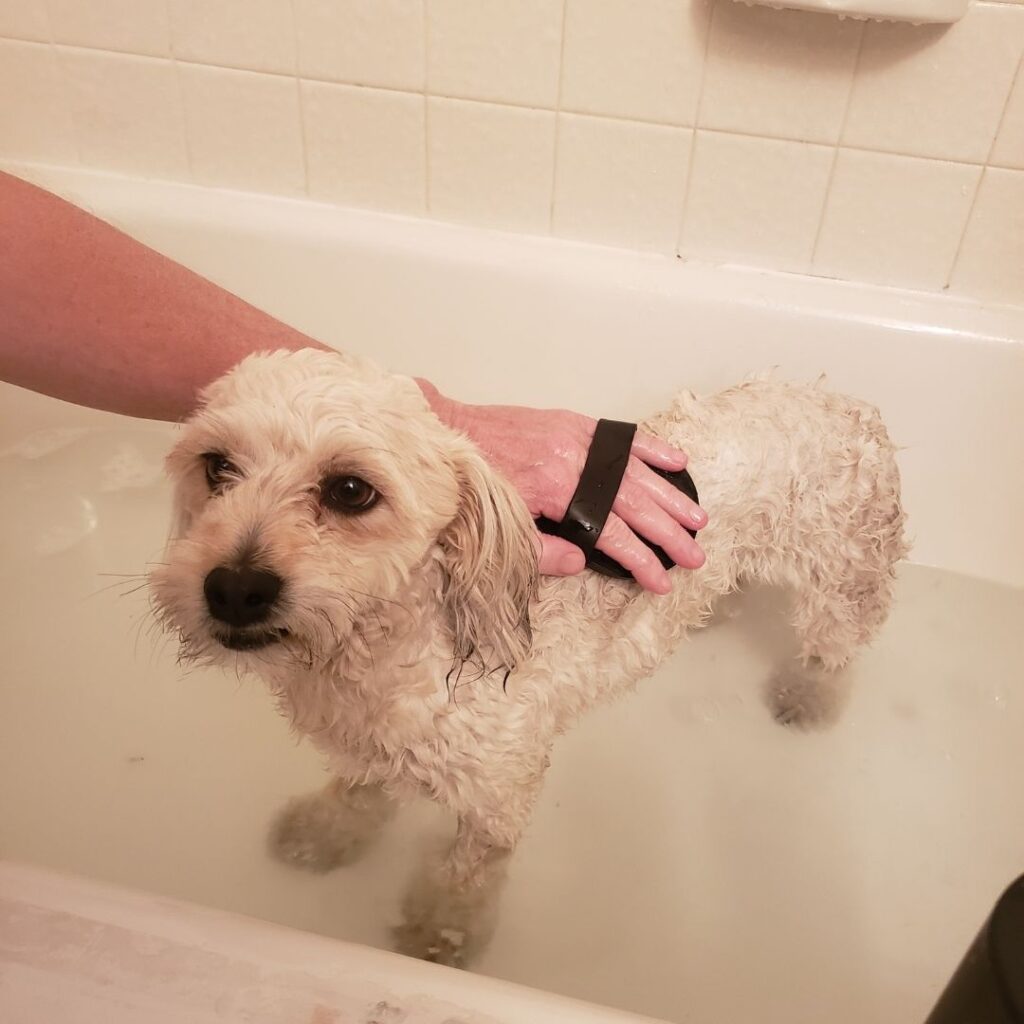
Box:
[535,531,587,577]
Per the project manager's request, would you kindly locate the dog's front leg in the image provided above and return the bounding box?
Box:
[393,810,522,968]
[268,778,397,873]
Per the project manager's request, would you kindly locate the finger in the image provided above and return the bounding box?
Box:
[594,514,674,594]
[631,431,687,471]
[612,483,706,570]
[535,530,587,577]
[624,458,707,531]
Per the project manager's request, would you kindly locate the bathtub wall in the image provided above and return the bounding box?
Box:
[2,0,1022,305]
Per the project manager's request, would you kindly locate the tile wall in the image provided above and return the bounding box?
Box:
[1,0,1021,304]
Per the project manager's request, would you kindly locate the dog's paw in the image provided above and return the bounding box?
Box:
[267,793,370,873]
[766,665,847,731]
[392,919,469,969]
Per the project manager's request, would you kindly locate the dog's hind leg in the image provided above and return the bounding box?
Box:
[768,428,906,729]
[268,778,396,873]
[793,567,897,673]
[768,567,897,729]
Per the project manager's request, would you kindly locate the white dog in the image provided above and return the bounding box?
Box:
[151,348,907,965]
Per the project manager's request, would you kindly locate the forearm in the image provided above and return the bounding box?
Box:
[0,171,336,421]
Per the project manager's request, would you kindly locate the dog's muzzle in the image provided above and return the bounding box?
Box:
[204,565,287,650]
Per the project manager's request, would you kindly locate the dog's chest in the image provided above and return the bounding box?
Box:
[281,667,529,806]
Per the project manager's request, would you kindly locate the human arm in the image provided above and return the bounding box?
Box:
[0,171,704,588]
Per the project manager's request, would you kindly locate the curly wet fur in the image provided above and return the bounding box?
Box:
[151,349,907,965]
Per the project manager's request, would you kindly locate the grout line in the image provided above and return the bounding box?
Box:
[810,20,866,270]
[37,0,75,166]
[41,0,54,44]
[422,0,431,214]
[945,167,987,291]
[295,77,311,196]
[48,43,83,167]
[17,36,1014,177]
[169,63,194,183]
[548,0,569,233]
[287,0,311,196]
[984,50,1023,167]
[691,0,716,131]
[163,0,175,58]
[6,36,1017,172]
[164,0,195,185]
[944,47,1024,284]
[675,127,700,257]
[676,0,717,255]
[942,44,1022,288]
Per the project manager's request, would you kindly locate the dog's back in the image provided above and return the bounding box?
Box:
[523,378,908,732]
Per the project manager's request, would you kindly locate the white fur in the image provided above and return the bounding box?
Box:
[151,349,908,965]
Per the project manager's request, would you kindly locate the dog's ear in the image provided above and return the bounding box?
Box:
[438,446,538,678]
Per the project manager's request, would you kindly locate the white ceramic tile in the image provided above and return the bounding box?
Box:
[0,0,50,41]
[813,149,979,292]
[179,64,304,194]
[295,0,424,91]
[681,131,833,274]
[552,114,691,252]
[700,1,862,144]
[843,3,1024,163]
[561,0,711,126]
[45,0,169,56]
[0,40,76,163]
[427,0,562,108]
[950,168,1024,305]
[302,80,425,212]
[59,48,188,178]
[168,0,295,75]
[991,58,1024,169]
[428,97,555,232]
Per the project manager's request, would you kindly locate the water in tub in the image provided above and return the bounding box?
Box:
[1,391,1022,1024]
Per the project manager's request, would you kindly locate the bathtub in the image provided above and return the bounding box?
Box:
[1,161,1022,1024]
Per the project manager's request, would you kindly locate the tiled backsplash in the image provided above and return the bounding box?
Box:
[1,0,1022,305]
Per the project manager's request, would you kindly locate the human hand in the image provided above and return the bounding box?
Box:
[418,384,706,593]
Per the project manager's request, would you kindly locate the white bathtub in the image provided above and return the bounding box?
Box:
[1,162,1022,1024]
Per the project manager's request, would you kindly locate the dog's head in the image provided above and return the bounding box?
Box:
[151,349,537,678]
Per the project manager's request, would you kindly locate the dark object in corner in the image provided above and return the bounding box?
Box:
[536,418,700,581]
[925,874,1024,1024]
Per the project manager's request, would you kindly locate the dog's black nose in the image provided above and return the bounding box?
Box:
[203,566,282,628]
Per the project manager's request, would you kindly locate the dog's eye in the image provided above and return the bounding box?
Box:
[203,453,238,491]
[321,475,379,514]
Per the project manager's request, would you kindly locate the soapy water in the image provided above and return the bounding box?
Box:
[1,423,1022,1024]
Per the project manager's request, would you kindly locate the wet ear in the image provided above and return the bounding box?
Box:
[438,446,538,677]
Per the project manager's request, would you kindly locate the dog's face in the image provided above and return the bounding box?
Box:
[151,349,536,676]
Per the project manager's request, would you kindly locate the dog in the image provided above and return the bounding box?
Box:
[151,348,907,966]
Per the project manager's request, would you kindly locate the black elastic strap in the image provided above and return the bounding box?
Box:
[543,418,636,561]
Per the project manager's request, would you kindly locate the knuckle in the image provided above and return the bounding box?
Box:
[597,523,622,548]
[613,487,642,516]
[539,462,568,494]
[627,542,657,572]
[621,460,645,487]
